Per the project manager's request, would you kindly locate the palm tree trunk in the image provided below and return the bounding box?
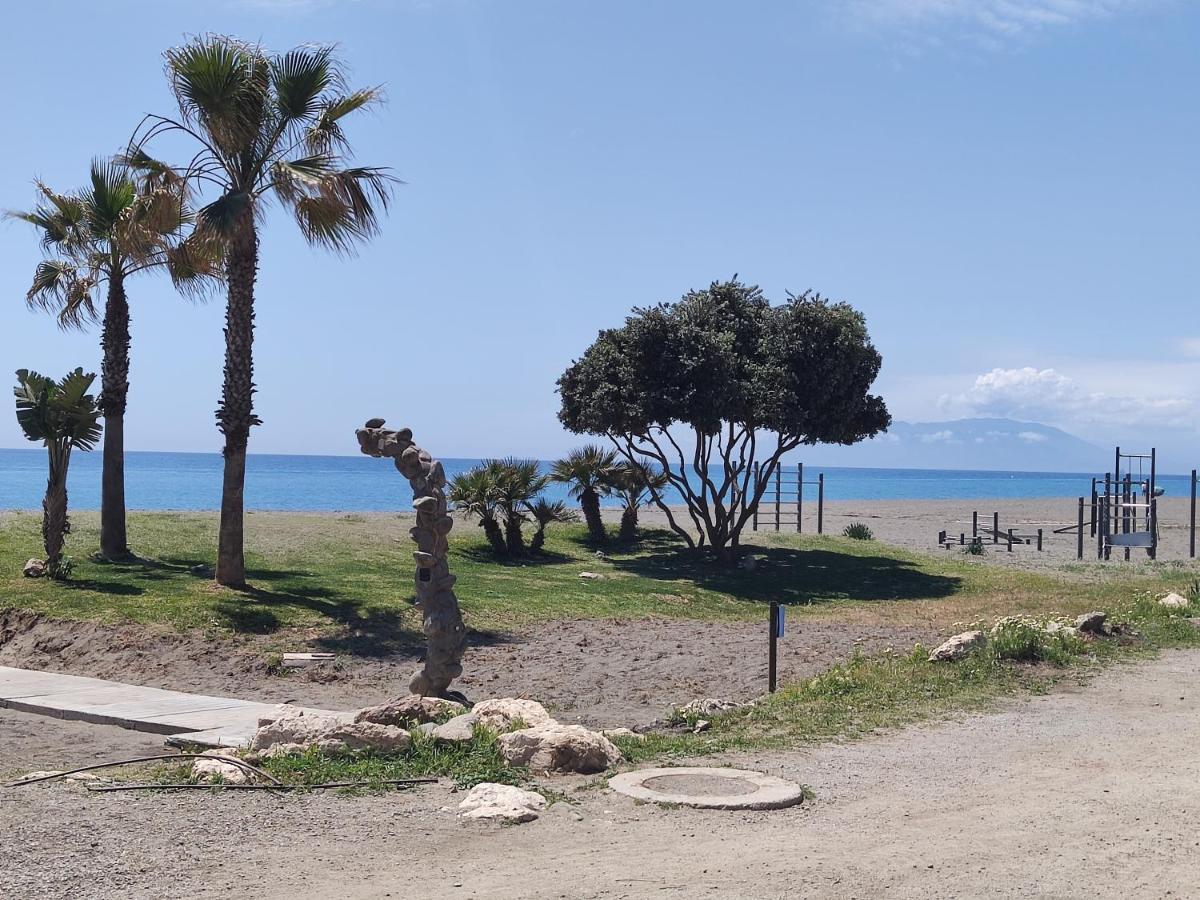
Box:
[619,504,638,542]
[504,514,525,556]
[43,445,70,572]
[530,526,546,554]
[216,210,259,588]
[99,273,130,560]
[581,487,606,542]
[482,517,506,555]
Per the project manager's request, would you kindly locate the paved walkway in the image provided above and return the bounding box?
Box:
[0,666,344,747]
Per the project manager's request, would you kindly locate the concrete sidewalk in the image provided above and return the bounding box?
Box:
[0,665,345,747]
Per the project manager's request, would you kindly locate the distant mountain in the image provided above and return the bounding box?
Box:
[802,418,1108,473]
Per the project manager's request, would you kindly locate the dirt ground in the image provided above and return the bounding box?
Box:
[4,650,1198,899]
[0,608,935,733]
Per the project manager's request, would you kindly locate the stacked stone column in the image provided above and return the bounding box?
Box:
[356,418,467,697]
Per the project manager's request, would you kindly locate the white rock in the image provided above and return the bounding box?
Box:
[1160,592,1191,610]
[251,707,409,756]
[578,571,604,580]
[498,723,623,774]
[457,782,547,823]
[1044,621,1079,638]
[16,770,99,783]
[192,753,250,784]
[354,695,464,727]
[928,630,986,662]
[472,698,554,732]
[1075,611,1108,635]
[22,558,46,578]
[430,712,478,743]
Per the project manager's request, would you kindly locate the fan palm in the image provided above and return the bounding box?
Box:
[550,445,619,543]
[490,458,550,556]
[129,36,395,587]
[528,498,578,554]
[8,161,216,560]
[606,459,670,541]
[14,369,103,575]
[448,466,505,555]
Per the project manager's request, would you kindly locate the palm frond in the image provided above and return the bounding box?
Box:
[196,190,252,237]
[166,35,269,155]
[271,44,341,120]
[164,231,224,298]
[306,86,383,152]
[26,260,98,329]
[84,158,137,235]
[277,164,394,253]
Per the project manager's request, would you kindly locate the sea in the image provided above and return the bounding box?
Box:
[1,448,1194,512]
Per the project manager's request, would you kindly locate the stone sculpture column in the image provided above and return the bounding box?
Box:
[356,418,467,698]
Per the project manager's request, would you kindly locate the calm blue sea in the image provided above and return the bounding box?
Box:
[0,448,1193,511]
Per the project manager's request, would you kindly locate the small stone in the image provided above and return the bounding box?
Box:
[1074,611,1108,635]
[189,563,214,577]
[1044,621,1079,638]
[693,719,711,733]
[22,558,46,578]
[472,698,554,732]
[457,783,546,823]
[928,630,986,662]
[1160,593,1191,610]
[192,753,250,784]
[364,417,386,428]
[431,712,478,743]
[578,571,604,580]
[498,723,623,774]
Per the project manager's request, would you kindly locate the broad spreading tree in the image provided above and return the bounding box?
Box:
[557,279,890,560]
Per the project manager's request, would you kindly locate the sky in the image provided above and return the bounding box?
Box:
[0,0,1196,462]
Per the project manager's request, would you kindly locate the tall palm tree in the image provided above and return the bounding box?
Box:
[550,444,619,543]
[129,37,395,587]
[606,459,670,541]
[8,161,217,560]
[14,368,103,576]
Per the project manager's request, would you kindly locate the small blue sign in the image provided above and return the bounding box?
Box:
[775,606,786,639]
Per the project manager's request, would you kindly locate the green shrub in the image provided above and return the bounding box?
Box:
[962,540,986,556]
[989,616,1082,666]
[843,522,873,541]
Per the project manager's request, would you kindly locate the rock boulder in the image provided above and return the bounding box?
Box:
[498,723,623,774]
[928,630,986,662]
[457,783,547,823]
[472,698,553,732]
[354,695,464,727]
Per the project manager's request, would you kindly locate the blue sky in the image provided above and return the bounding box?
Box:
[1,0,1196,461]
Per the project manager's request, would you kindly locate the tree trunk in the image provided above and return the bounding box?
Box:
[504,513,525,556]
[99,274,130,560]
[216,209,259,588]
[43,448,70,572]
[619,504,638,542]
[530,526,546,554]
[581,487,606,542]
[481,516,506,555]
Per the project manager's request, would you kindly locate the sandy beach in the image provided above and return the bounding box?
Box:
[634,495,1200,572]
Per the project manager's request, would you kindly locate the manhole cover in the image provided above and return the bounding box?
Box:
[609,767,804,810]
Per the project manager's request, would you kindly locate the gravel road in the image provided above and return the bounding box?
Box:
[4,651,1198,899]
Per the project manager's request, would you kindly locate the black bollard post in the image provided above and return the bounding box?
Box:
[768,601,779,693]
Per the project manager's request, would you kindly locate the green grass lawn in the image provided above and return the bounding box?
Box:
[1,510,1196,645]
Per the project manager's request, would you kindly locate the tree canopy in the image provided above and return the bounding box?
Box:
[557,279,890,557]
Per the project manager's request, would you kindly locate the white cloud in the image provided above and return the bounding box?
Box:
[939,366,1197,431]
[841,0,1162,42]
[920,429,955,442]
[1017,431,1049,443]
[1178,337,1200,358]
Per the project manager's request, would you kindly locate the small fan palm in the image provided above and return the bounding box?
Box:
[14,369,103,576]
[550,444,619,543]
[448,467,505,555]
[8,160,217,560]
[606,459,670,541]
[128,36,396,586]
[529,499,578,554]
[489,458,550,556]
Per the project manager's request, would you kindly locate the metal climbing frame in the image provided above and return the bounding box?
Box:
[1096,446,1158,560]
[751,462,825,533]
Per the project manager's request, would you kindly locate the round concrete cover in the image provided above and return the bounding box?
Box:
[609,767,804,810]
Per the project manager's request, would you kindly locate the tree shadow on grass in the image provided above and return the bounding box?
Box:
[63,578,145,597]
[609,539,962,606]
[455,546,574,566]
